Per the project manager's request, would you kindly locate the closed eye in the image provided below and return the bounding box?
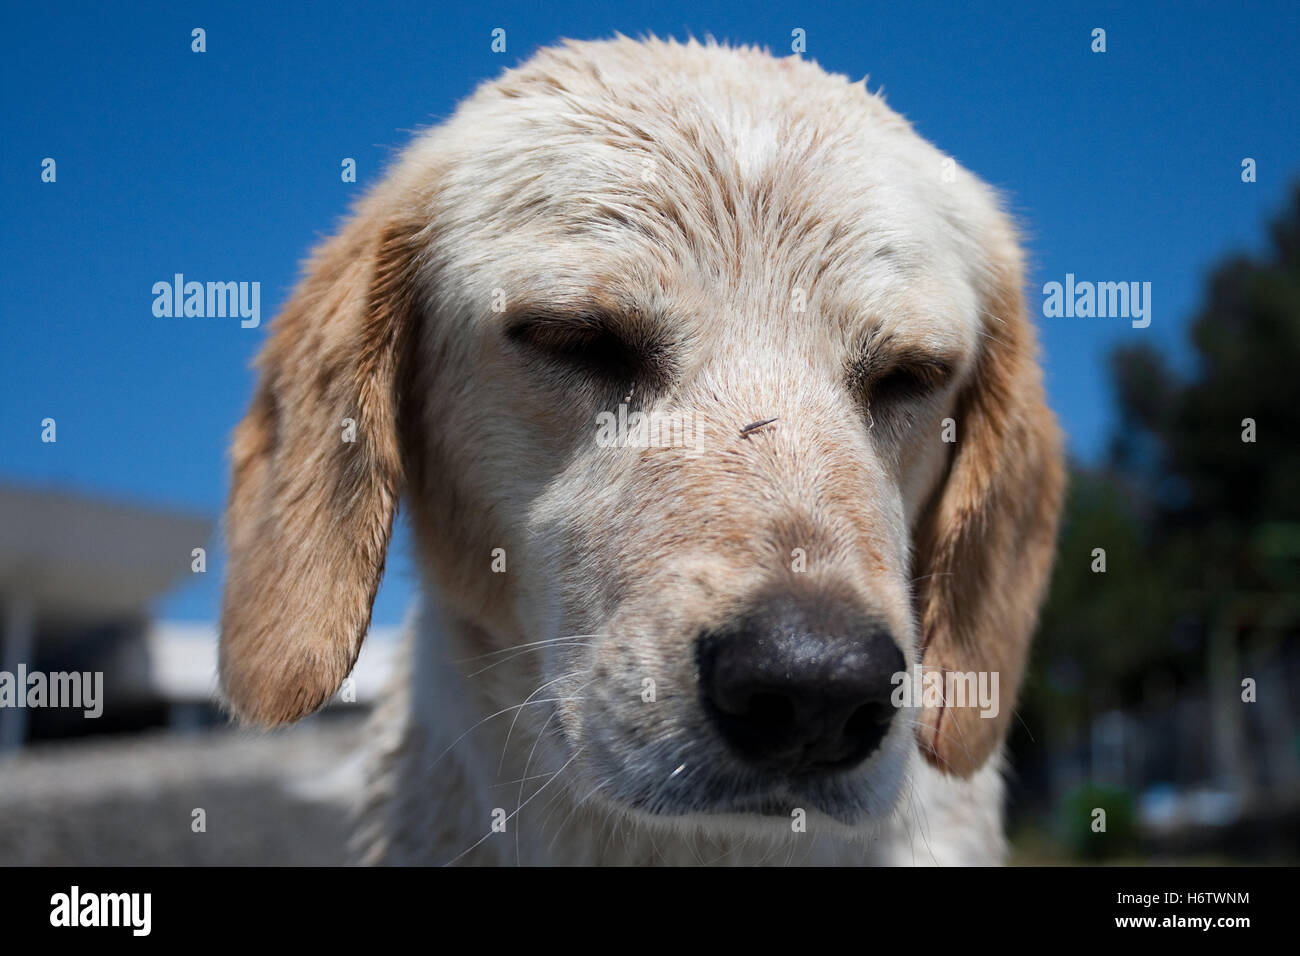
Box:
[846,346,955,430]
[505,309,671,387]
[868,361,952,406]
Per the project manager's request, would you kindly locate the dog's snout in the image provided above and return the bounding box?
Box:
[697,596,905,774]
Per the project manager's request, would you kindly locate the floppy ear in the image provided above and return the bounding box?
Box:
[219,204,422,725]
[912,247,1065,777]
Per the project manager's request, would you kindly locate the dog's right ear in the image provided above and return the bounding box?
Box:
[219,201,423,726]
[910,235,1065,777]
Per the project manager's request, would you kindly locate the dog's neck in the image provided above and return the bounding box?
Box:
[354,600,1007,866]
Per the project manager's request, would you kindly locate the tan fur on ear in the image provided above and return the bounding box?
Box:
[219,206,421,726]
[912,249,1066,777]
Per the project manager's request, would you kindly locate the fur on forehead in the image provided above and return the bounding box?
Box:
[396,36,1011,336]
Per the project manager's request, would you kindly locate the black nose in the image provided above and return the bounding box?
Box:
[697,595,905,774]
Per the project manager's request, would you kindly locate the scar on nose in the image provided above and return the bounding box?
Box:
[739,417,779,437]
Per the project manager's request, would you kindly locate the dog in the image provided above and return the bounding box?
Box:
[218,37,1064,865]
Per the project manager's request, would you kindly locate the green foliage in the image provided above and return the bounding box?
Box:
[1060,784,1139,860]
[1021,184,1300,760]
[1111,184,1300,532]
[1025,467,1180,735]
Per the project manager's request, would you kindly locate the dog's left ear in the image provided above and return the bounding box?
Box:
[911,231,1065,776]
[218,199,423,726]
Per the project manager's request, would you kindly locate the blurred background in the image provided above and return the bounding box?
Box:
[1,1,1297,864]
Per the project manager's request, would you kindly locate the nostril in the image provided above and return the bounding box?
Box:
[712,690,798,757]
[742,692,795,735]
[843,701,893,746]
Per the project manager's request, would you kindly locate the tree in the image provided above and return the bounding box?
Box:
[1016,184,1300,824]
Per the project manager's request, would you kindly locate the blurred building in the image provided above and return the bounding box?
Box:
[0,484,211,750]
[0,484,400,753]
[144,619,399,731]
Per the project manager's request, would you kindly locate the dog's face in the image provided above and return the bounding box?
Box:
[219,39,1064,836]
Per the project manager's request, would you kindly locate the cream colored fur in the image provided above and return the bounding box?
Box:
[219,37,1064,866]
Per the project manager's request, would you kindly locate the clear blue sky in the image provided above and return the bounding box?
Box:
[3,0,1297,624]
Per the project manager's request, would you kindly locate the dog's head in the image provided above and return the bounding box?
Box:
[219,38,1063,833]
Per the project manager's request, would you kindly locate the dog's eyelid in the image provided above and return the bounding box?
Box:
[850,348,956,397]
[505,310,621,343]
[504,306,676,388]
[885,358,954,389]
[504,303,669,348]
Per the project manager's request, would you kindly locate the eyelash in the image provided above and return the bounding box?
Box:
[869,363,949,405]
[506,315,659,385]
